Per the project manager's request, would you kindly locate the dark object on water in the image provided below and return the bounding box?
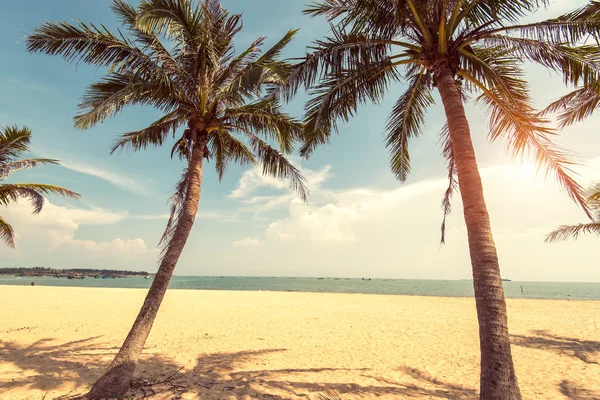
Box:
[501,278,511,282]
[31,281,35,286]
[144,276,149,280]
[520,286,524,294]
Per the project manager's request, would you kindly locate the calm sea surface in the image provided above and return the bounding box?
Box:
[0,275,598,300]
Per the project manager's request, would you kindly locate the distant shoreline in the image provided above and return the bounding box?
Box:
[0,275,598,300]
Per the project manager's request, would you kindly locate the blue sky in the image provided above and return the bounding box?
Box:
[0,0,598,281]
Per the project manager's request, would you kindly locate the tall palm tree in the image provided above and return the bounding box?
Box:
[0,125,79,246]
[26,0,306,397]
[546,184,600,241]
[284,1,600,398]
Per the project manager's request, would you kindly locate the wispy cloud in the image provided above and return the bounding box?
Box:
[59,159,154,196]
[131,210,239,221]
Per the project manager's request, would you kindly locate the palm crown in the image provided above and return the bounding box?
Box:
[0,125,80,247]
[286,0,600,224]
[27,0,307,249]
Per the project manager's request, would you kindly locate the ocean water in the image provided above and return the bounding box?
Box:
[0,275,599,300]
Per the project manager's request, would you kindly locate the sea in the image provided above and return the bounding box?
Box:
[0,275,599,300]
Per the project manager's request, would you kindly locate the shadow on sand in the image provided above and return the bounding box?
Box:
[0,337,479,399]
[511,330,600,364]
[559,380,600,400]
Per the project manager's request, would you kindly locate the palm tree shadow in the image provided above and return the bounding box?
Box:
[560,380,600,400]
[137,354,478,399]
[0,337,180,397]
[2,338,478,399]
[511,330,600,364]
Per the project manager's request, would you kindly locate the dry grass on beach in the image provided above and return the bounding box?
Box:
[0,286,598,399]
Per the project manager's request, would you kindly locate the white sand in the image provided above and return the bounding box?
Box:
[0,286,598,399]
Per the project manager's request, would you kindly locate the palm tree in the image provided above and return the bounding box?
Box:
[0,125,79,246]
[546,183,600,241]
[284,1,600,398]
[26,0,306,397]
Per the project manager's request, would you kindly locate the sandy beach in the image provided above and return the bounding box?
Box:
[0,286,598,400]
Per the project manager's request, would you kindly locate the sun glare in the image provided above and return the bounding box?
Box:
[518,162,538,179]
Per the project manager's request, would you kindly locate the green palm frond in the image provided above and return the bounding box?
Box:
[111,110,186,154]
[207,130,256,180]
[284,28,398,102]
[0,159,59,180]
[0,184,80,213]
[224,99,303,154]
[300,53,403,158]
[0,217,15,248]
[244,132,308,202]
[0,125,32,164]
[137,0,202,47]
[385,69,434,182]
[75,72,186,130]
[545,222,600,242]
[26,20,152,73]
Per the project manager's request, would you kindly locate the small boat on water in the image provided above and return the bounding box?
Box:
[68,275,85,280]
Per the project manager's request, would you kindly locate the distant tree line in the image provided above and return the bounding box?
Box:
[0,267,150,276]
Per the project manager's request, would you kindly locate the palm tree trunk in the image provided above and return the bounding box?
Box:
[87,134,207,400]
[434,66,522,400]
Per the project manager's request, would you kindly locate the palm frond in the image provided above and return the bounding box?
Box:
[26,20,152,73]
[0,183,80,213]
[480,35,600,86]
[283,27,398,102]
[301,57,403,158]
[385,69,433,182]
[243,131,308,202]
[545,222,600,242]
[542,86,600,128]
[0,159,59,180]
[438,123,458,244]
[456,42,593,218]
[0,217,15,248]
[137,0,201,48]
[207,129,256,180]
[159,167,189,248]
[459,0,548,26]
[111,110,186,153]
[224,99,303,154]
[75,72,186,130]
[0,125,32,164]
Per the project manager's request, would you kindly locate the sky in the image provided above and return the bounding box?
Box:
[0,0,598,281]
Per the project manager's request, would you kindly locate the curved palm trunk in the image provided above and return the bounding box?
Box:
[434,67,522,400]
[87,135,206,399]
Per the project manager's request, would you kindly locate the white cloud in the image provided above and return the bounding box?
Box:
[228,167,289,199]
[232,237,262,247]
[210,160,598,281]
[228,164,333,218]
[0,199,156,259]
